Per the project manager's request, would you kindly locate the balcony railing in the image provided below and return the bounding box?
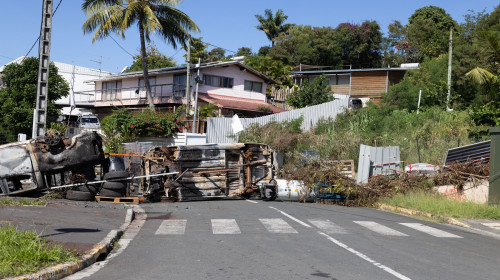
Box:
[75,83,190,104]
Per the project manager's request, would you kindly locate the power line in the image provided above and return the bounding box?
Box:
[21,0,64,64]
[200,40,237,54]
[109,36,135,57]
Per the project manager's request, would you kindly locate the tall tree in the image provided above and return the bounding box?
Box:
[82,0,199,109]
[127,43,176,72]
[255,9,294,46]
[0,57,69,141]
[183,37,209,64]
[387,6,457,62]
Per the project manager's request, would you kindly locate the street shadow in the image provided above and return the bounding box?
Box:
[41,228,101,238]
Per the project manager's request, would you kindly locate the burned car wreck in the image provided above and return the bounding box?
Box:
[0,131,104,196]
[141,143,278,201]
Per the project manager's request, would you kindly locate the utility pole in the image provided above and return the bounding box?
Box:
[192,58,201,133]
[446,27,453,111]
[185,35,191,115]
[33,0,53,138]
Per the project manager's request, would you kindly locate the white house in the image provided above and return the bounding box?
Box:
[90,59,284,118]
[0,56,114,110]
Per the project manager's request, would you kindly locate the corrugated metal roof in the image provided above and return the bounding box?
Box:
[444,140,491,166]
[291,67,409,75]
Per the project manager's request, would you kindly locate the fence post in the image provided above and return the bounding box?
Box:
[489,127,500,205]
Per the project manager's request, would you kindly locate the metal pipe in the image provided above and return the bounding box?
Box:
[49,172,178,190]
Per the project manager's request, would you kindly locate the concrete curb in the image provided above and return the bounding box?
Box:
[7,208,135,280]
[378,204,500,239]
[378,204,470,227]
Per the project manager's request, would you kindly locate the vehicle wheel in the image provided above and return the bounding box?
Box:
[66,190,95,201]
[102,181,127,190]
[99,188,125,197]
[103,171,129,180]
[77,184,99,193]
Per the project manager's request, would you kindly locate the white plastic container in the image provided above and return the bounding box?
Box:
[276,179,315,202]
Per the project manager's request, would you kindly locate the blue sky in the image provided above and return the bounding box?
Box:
[0,0,497,73]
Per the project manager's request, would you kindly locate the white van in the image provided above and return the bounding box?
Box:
[79,114,101,130]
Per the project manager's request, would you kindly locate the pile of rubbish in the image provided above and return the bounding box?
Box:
[286,160,489,207]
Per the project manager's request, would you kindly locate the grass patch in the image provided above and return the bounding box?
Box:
[380,191,500,220]
[0,225,78,278]
[0,198,45,206]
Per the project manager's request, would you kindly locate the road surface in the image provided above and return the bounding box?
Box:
[67,200,500,280]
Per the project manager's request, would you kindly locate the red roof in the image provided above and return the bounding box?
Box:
[198,93,285,114]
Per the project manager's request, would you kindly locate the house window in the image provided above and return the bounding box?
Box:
[173,74,186,98]
[203,74,233,88]
[244,80,262,93]
[101,80,121,101]
[138,77,156,97]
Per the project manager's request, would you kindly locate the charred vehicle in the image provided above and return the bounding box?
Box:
[0,131,104,196]
[141,143,278,201]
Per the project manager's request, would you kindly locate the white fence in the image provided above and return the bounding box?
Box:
[207,97,349,144]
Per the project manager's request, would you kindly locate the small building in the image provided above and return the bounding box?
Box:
[290,64,418,104]
[0,56,114,109]
[90,59,284,118]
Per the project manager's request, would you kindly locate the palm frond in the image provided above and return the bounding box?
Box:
[466,67,495,84]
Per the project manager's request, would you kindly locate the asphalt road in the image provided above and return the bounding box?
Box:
[67,200,500,280]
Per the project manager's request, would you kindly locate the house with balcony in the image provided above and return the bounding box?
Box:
[90,59,284,118]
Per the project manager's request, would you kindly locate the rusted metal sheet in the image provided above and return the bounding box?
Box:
[141,143,276,201]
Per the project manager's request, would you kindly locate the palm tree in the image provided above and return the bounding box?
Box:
[82,0,199,109]
[255,9,293,46]
[465,30,499,101]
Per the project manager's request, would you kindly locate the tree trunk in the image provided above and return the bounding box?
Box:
[138,17,155,109]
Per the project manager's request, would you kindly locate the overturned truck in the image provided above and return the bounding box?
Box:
[141,143,278,201]
[0,131,104,196]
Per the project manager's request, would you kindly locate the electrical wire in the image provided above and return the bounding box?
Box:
[200,40,237,54]
[21,0,64,64]
[109,36,135,57]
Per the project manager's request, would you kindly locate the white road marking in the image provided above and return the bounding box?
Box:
[319,232,412,280]
[260,218,298,233]
[212,219,241,234]
[400,223,462,238]
[155,220,187,235]
[354,221,408,236]
[268,206,312,228]
[481,222,500,230]
[65,205,147,280]
[246,200,259,204]
[309,219,348,234]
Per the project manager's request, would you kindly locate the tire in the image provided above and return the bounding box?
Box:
[66,190,95,201]
[77,185,99,193]
[103,171,129,180]
[99,188,125,197]
[102,181,127,190]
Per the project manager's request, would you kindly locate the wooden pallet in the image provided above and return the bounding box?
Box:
[95,196,140,204]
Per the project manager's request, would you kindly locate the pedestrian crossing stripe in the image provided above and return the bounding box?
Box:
[309,219,348,234]
[259,218,298,233]
[212,219,241,234]
[153,218,462,238]
[156,220,187,235]
[400,223,462,238]
[354,221,408,236]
